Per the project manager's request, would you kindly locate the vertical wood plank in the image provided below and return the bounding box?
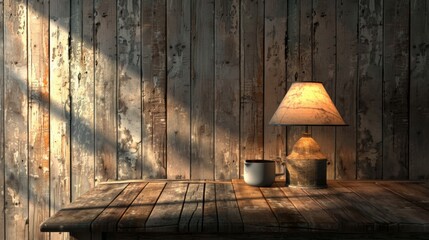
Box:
[191,0,215,180]
[215,0,240,180]
[240,0,264,176]
[312,0,337,179]
[142,0,167,179]
[335,0,358,179]
[203,183,218,232]
[117,0,142,180]
[0,0,4,237]
[179,183,204,232]
[357,0,383,179]
[264,0,287,174]
[70,0,95,201]
[166,0,191,180]
[117,0,143,180]
[409,0,429,180]
[50,0,71,239]
[28,0,50,238]
[383,0,409,179]
[94,0,117,182]
[4,0,28,239]
[216,183,243,232]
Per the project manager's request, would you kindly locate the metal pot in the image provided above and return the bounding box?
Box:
[244,160,283,187]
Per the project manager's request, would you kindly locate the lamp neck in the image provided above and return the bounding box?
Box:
[304,125,311,136]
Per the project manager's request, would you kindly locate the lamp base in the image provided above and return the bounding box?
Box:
[285,132,327,188]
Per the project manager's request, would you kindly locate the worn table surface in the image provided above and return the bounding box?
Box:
[41,180,429,234]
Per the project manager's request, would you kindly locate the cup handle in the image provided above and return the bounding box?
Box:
[275,158,286,177]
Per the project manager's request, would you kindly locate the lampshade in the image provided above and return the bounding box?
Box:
[269,82,346,126]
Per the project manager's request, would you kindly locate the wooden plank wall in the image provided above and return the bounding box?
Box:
[0,0,429,239]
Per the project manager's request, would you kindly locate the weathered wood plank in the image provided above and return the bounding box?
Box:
[70,0,95,201]
[409,0,429,180]
[377,182,429,212]
[49,0,71,239]
[215,182,243,232]
[340,181,429,231]
[215,0,240,180]
[285,0,305,160]
[383,0,410,180]
[203,183,218,232]
[166,0,191,180]
[232,179,278,232]
[142,0,167,179]
[28,0,50,238]
[41,183,127,232]
[264,0,287,174]
[276,183,338,230]
[0,0,4,237]
[94,0,117,183]
[179,183,204,232]
[191,0,215,180]
[312,0,337,179]
[240,0,264,177]
[335,0,358,180]
[145,182,188,231]
[4,0,28,239]
[357,0,383,179]
[303,186,374,231]
[260,185,308,230]
[92,183,146,232]
[117,0,142,180]
[118,182,166,230]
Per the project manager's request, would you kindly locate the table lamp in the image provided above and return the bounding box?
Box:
[270,82,346,188]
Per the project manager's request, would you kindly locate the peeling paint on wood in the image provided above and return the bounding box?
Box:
[142,0,167,179]
[50,0,71,239]
[410,0,429,180]
[312,0,337,179]
[117,0,142,180]
[0,0,4,237]
[95,0,117,183]
[28,0,50,238]
[215,0,240,180]
[264,0,287,174]
[70,0,95,200]
[240,0,264,177]
[383,0,410,179]
[335,0,358,180]
[357,0,383,179]
[4,0,29,240]
[166,0,191,180]
[191,0,215,179]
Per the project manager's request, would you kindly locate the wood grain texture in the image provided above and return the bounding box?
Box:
[49,0,71,239]
[145,182,188,231]
[142,0,167,179]
[335,0,358,179]
[232,180,278,232]
[377,182,429,211]
[94,0,117,183]
[215,0,240,180]
[409,0,429,180]
[357,0,383,179]
[179,183,204,232]
[4,0,28,239]
[118,182,166,230]
[28,0,50,238]
[383,0,410,179]
[166,0,191,180]
[216,183,242,232]
[264,0,287,173]
[203,183,218,232]
[70,0,95,201]
[240,0,264,176]
[92,183,145,232]
[312,0,337,179]
[117,0,142,180]
[191,0,215,180]
[0,1,4,237]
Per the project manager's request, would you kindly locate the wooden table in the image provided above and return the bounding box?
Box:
[41,180,429,240]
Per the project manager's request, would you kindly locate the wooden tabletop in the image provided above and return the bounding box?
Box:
[40,180,429,233]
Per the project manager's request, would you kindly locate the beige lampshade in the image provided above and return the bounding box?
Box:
[270,82,346,126]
